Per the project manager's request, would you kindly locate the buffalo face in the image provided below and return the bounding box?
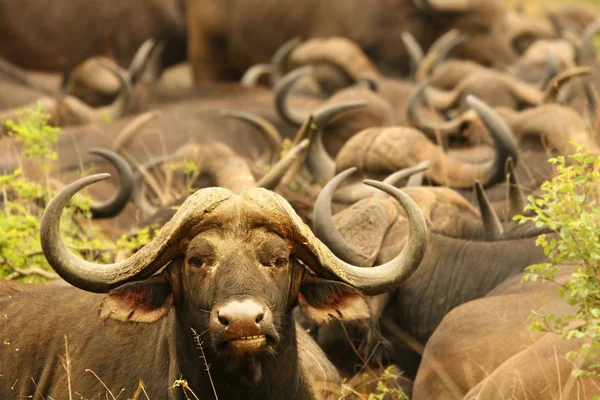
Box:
[181,227,294,359]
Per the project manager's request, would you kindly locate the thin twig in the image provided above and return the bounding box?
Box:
[191,327,218,400]
[63,336,73,400]
[172,379,200,400]
[85,369,117,400]
[30,378,46,400]
[338,321,377,377]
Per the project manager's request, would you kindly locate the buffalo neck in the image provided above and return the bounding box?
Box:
[392,231,547,344]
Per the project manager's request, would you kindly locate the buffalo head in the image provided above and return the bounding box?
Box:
[414,0,517,69]
[40,174,427,384]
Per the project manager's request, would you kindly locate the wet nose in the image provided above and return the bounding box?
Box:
[216,300,265,327]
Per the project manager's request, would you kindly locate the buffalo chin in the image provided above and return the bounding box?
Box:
[219,338,278,385]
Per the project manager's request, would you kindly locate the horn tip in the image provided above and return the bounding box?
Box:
[505,157,515,171]
[88,148,113,157]
[297,139,310,150]
[465,94,482,107]
[84,173,112,184]
[341,167,358,177]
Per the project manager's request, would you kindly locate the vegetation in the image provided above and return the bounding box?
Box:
[0,105,154,282]
[4,103,60,166]
[516,144,600,378]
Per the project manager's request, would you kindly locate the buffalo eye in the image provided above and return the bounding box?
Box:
[188,256,204,267]
[273,257,288,268]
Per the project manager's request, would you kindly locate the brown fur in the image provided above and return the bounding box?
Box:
[0,0,186,70]
[413,267,600,399]
[186,0,515,82]
[1,188,381,398]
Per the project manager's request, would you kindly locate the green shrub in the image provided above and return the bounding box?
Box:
[4,102,60,169]
[1,106,154,282]
[516,144,600,377]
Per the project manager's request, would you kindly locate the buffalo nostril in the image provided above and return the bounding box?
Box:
[217,313,229,327]
[255,312,264,324]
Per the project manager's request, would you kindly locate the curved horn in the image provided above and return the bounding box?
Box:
[407,79,477,138]
[306,101,368,186]
[406,79,429,129]
[97,61,132,120]
[333,161,432,203]
[474,181,504,240]
[375,161,431,199]
[466,95,519,187]
[220,110,283,164]
[128,38,159,84]
[310,179,428,295]
[313,168,366,265]
[285,37,381,88]
[112,111,162,152]
[422,84,461,111]
[131,154,179,218]
[406,169,426,187]
[241,64,274,87]
[41,176,232,293]
[356,76,380,92]
[581,17,600,64]
[382,161,431,187]
[538,53,562,90]
[256,139,309,189]
[58,58,72,96]
[132,179,159,218]
[271,37,303,85]
[274,66,314,127]
[505,157,526,217]
[542,66,591,104]
[401,32,424,79]
[415,30,468,82]
[88,149,134,219]
[583,82,598,130]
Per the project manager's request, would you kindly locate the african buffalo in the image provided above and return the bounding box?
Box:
[186,0,516,82]
[305,166,551,377]
[131,103,362,223]
[413,266,600,399]
[308,95,519,190]
[0,175,427,399]
[0,0,186,71]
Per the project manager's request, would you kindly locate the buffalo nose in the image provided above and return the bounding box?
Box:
[215,299,266,328]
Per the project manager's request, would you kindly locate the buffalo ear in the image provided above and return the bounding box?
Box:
[100,273,173,323]
[298,274,370,324]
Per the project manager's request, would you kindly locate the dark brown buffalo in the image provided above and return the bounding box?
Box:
[307,168,551,378]
[0,85,305,176]
[186,0,516,82]
[0,0,186,71]
[413,267,600,399]
[0,176,427,399]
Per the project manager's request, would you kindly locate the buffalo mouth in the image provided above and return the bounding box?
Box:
[217,333,277,356]
[227,335,267,351]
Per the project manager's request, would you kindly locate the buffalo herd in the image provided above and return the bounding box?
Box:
[0,0,599,399]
